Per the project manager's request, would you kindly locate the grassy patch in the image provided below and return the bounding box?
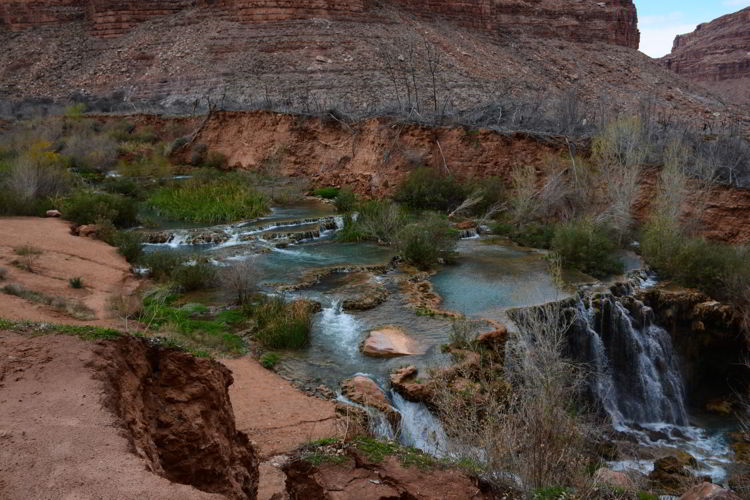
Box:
[245,296,314,350]
[353,437,442,470]
[62,190,139,228]
[551,219,624,278]
[395,167,467,213]
[148,175,269,224]
[260,352,281,369]
[143,296,247,355]
[2,283,95,320]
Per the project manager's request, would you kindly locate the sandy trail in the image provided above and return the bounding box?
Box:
[223,357,344,500]
[0,332,224,500]
[0,217,138,327]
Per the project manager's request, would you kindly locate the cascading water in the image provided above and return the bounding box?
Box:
[571,292,689,427]
[570,284,733,483]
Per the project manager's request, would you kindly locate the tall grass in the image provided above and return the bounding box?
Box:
[245,296,314,349]
[148,175,269,224]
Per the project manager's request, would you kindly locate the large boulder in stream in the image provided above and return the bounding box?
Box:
[390,366,435,404]
[681,482,742,500]
[362,326,425,358]
[340,376,400,427]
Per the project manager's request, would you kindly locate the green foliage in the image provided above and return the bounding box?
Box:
[143,297,246,355]
[642,217,750,303]
[314,187,340,199]
[117,152,171,178]
[62,191,139,228]
[396,213,459,270]
[2,283,95,320]
[245,296,313,350]
[171,261,218,292]
[637,493,659,500]
[337,200,407,244]
[551,219,624,278]
[493,221,556,249]
[64,103,86,120]
[113,230,144,263]
[204,151,228,169]
[138,251,186,281]
[148,175,269,224]
[260,352,281,369]
[69,277,84,289]
[334,187,357,212]
[102,177,142,198]
[395,167,468,213]
[353,437,441,470]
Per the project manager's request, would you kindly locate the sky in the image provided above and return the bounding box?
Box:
[635,0,750,58]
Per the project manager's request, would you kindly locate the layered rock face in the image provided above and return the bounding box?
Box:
[661,7,750,105]
[0,0,639,47]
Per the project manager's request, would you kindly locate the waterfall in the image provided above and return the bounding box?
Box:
[571,291,689,427]
[390,392,449,457]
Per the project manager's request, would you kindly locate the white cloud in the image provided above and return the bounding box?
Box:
[722,0,750,7]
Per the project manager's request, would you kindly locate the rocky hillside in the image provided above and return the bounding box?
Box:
[1,0,745,132]
[661,7,750,106]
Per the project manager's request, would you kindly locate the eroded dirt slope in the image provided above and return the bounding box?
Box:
[0,332,244,499]
[0,217,138,326]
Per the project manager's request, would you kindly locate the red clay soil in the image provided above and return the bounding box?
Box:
[0,332,229,500]
[0,217,138,326]
[221,357,345,500]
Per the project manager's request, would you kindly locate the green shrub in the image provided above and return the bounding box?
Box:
[148,175,269,224]
[532,487,569,500]
[494,221,555,249]
[396,213,459,270]
[63,133,118,172]
[246,296,314,349]
[395,167,467,213]
[102,177,141,198]
[642,217,750,303]
[204,151,228,169]
[69,277,84,289]
[337,214,366,242]
[337,200,407,244]
[138,251,185,281]
[110,230,144,263]
[551,219,623,278]
[117,153,171,178]
[334,187,357,213]
[62,191,139,228]
[260,352,281,369]
[314,187,340,199]
[171,262,218,292]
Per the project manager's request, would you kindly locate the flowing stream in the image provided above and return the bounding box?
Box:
[142,200,735,482]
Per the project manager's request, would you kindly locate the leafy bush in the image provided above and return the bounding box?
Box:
[62,191,139,228]
[337,200,407,244]
[314,187,340,199]
[138,251,186,281]
[551,219,623,278]
[117,153,171,178]
[396,213,459,270]
[246,296,314,349]
[642,217,750,303]
[101,229,144,263]
[69,277,84,289]
[260,352,281,369]
[334,187,357,213]
[395,167,467,212]
[171,262,218,292]
[494,221,555,249]
[148,175,269,224]
[102,177,141,198]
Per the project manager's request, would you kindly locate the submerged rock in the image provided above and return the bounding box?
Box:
[361,326,424,358]
[649,455,694,494]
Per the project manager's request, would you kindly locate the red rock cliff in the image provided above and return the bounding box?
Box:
[661,7,750,105]
[0,0,639,47]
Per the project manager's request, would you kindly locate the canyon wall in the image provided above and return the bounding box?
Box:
[661,7,750,105]
[0,0,639,47]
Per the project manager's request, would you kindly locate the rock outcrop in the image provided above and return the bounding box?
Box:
[361,326,424,357]
[0,0,639,47]
[661,7,750,105]
[340,375,401,427]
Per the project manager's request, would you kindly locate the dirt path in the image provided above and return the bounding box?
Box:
[0,217,138,327]
[0,332,224,500]
[222,357,345,500]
